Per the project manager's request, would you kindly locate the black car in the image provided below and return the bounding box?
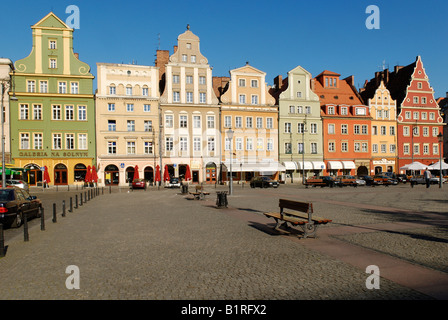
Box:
[396,174,408,183]
[305,176,335,187]
[0,188,42,228]
[250,176,279,188]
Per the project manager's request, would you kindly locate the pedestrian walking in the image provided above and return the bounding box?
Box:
[424,168,431,188]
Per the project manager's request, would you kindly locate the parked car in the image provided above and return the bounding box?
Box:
[374,174,395,186]
[383,172,399,185]
[410,175,446,187]
[305,176,335,188]
[396,174,408,183]
[334,175,358,187]
[250,176,279,188]
[165,177,181,188]
[0,179,29,191]
[131,179,146,190]
[0,187,42,228]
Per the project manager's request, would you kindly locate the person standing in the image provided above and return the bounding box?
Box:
[424,168,432,188]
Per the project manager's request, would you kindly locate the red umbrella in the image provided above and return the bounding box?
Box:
[184,164,191,181]
[43,166,51,183]
[163,165,170,181]
[155,165,161,182]
[85,165,92,183]
[92,165,98,183]
[133,165,139,181]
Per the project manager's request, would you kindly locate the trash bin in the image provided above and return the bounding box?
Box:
[216,191,228,208]
[181,184,189,194]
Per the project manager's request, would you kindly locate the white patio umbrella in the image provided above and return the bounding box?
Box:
[428,161,448,170]
[399,161,427,171]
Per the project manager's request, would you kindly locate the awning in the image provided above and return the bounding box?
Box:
[223,161,286,173]
[312,161,326,170]
[282,161,297,170]
[296,161,313,170]
[341,161,356,169]
[327,161,343,170]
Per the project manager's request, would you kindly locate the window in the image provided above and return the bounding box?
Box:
[193,116,201,129]
[305,106,311,114]
[390,144,396,153]
[127,104,134,112]
[235,116,242,128]
[298,142,304,154]
[355,107,366,115]
[207,137,215,152]
[224,116,231,128]
[423,127,429,137]
[199,76,206,85]
[78,134,87,150]
[267,139,274,151]
[372,126,378,135]
[377,110,382,118]
[429,112,435,120]
[328,106,335,115]
[413,112,419,120]
[52,105,61,120]
[165,115,173,128]
[297,123,304,134]
[257,138,263,150]
[126,86,133,96]
[341,107,348,115]
[297,92,302,98]
[143,104,151,112]
[289,106,295,114]
[246,117,253,128]
[239,79,246,87]
[403,126,410,136]
[173,91,180,102]
[109,86,116,95]
[127,120,135,132]
[186,76,193,84]
[285,142,292,154]
[225,137,231,151]
[142,87,148,96]
[235,138,243,151]
[78,106,87,121]
[33,105,42,120]
[256,117,263,129]
[40,81,48,93]
[414,144,420,154]
[246,138,253,151]
[297,106,303,114]
[53,134,62,150]
[33,133,43,150]
[403,144,410,155]
[108,103,115,112]
[413,97,419,104]
[144,120,152,132]
[71,82,79,94]
[362,125,368,135]
[251,95,258,105]
[180,137,188,151]
[182,55,187,62]
[328,142,335,152]
[20,133,30,149]
[421,112,427,120]
[433,144,439,155]
[381,144,386,153]
[193,137,201,152]
[239,94,246,104]
[423,144,429,155]
[180,115,188,128]
[199,92,206,103]
[266,118,273,129]
[341,124,348,134]
[65,105,74,120]
[165,137,174,152]
[144,142,153,154]
[328,124,335,134]
[251,79,258,88]
[207,116,215,129]
[405,111,411,119]
[310,123,317,134]
[49,59,57,69]
[354,142,360,152]
[191,55,196,63]
[311,143,317,154]
[362,143,368,152]
[127,141,136,154]
[380,126,386,135]
[284,122,291,133]
[433,127,439,137]
[49,40,56,49]
[341,142,348,152]
[58,82,67,94]
[390,126,395,136]
[27,80,35,93]
[186,92,193,103]
[108,141,116,154]
[354,125,360,134]
[372,144,378,153]
[20,104,29,120]
[66,134,75,150]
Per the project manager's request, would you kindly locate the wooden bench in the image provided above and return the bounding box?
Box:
[264,199,332,239]
[189,185,210,200]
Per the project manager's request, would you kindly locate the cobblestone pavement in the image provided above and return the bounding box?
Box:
[0,183,447,301]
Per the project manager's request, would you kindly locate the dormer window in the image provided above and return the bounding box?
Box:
[186,43,191,49]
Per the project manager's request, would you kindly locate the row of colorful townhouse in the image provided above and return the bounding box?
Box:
[0,13,446,187]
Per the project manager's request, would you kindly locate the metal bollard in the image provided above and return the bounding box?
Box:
[69,197,73,212]
[0,223,5,257]
[75,194,78,209]
[23,213,29,242]
[52,203,57,223]
[40,206,45,231]
[80,193,83,206]
[62,200,66,217]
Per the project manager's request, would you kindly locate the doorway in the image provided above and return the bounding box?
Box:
[54,163,68,185]
[104,164,119,185]
[205,162,216,183]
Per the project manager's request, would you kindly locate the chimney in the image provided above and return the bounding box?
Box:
[274,75,282,91]
[155,50,170,81]
[344,75,354,87]
[173,45,178,53]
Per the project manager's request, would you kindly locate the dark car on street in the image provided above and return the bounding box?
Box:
[334,175,358,187]
[0,187,42,228]
[250,176,279,188]
[396,174,408,183]
[131,179,147,190]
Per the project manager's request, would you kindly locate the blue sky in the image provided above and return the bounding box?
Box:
[1,0,447,98]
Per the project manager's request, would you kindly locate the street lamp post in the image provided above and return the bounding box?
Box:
[438,132,443,188]
[302,115,307,185]
[227,129,234,195]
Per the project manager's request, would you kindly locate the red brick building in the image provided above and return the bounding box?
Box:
[313,71,371,176]
[361,56,444,172]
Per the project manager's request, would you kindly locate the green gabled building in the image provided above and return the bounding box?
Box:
[11,12,95,186]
